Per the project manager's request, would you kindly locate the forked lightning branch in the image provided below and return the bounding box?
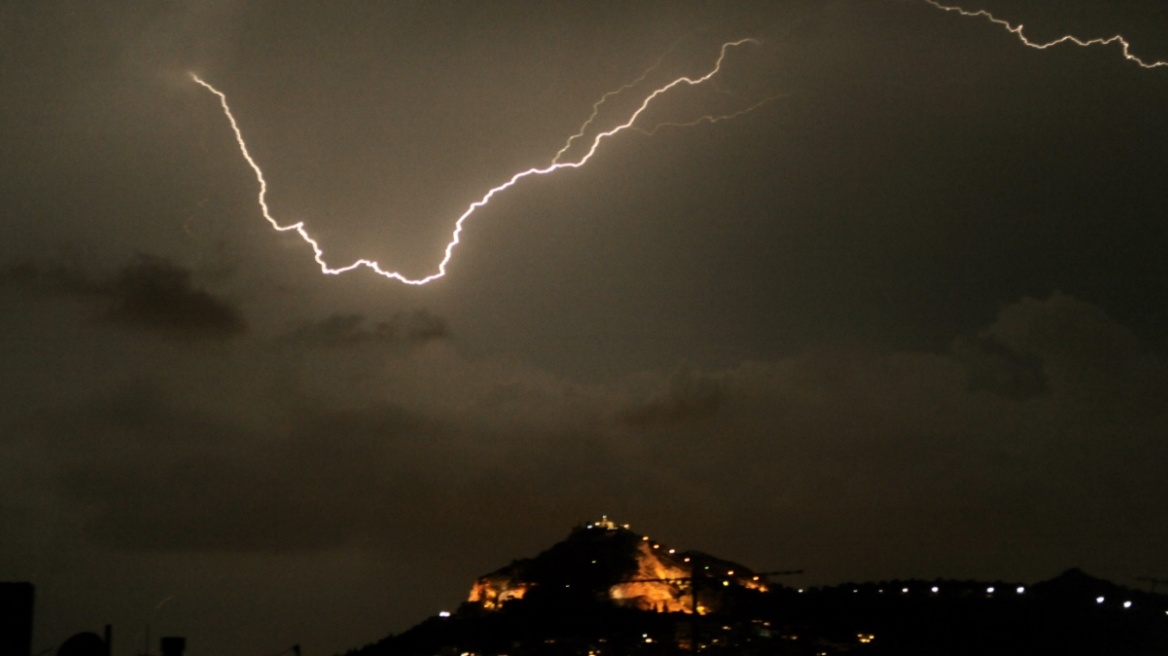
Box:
[191,39,762,286]
[925,0,1168,68]
[193,2,1166,287]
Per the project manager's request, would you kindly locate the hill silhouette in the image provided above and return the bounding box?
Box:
[345,520,1168,655]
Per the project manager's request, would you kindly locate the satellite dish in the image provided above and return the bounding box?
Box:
[57,632,106,656]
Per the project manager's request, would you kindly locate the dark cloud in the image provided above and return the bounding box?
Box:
[5,3,1168,653]
[951,335,1047,400]
[14,293,1160,573]
[2,254,245,339]
[0,259,103,297]
[6,289,1167,656]
[982,293,1147,392]
[616,365,723,426]
[287,310,448,346]
[60,401,422,553]
[38,378,609,556]
[107,255,245,339]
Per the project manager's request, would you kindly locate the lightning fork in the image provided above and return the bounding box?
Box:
[551,38,683,165]
[192,38,762,286]
[925,0,1168,69]
[633,97,779,137]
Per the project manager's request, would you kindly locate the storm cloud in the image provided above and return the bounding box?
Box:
[4,3,1168,655]
[3,255,245,339]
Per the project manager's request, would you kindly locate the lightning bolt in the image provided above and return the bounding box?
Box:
[924,0,1168,69]
[633,97,778,137]
[192,38,763,286]
[551,38,682,165]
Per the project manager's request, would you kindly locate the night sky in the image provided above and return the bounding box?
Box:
[4,2,1168,655]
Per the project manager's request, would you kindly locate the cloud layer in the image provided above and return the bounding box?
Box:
[6,287,1163,582]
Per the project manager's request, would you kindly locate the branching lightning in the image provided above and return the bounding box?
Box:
[192,38,763,286]
[551,40,681,165]
[925,0,1168,69]
[632,98,778,137]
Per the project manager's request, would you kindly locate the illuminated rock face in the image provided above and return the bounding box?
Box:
[608,541,692,613]
[467,574,530,610]
[464,519,768,615]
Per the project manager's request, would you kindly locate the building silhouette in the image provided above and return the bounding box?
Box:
[0,582,34,656]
